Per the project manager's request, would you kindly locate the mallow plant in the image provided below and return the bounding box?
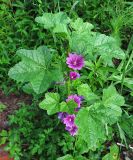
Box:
[8,12,132,159]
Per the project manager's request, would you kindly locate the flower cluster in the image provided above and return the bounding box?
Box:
[66,94,82,111]
[58,53,84,136]
[58,113,78,136]
[66,53,84,80]
[58,94,83,136]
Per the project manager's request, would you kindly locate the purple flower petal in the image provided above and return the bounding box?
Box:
[66,53,84,70]
[79,96,84,101]
[69,71,80,80]
[63,114,75,127]
[58,112,68,122]
[75,107,81,112]
[65,125,78,136]
[66,94,81,108]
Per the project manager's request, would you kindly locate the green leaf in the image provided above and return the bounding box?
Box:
[57,154,73,160]
[109,75,133,91]
[0,130,8,145]
[8,46,63,94]
[120,114,133,139]
[117,123,127,146]
[69,31,94,58]
[39,93,60,115]
[67,100,78,113]
[40,94,78,115]
[53,24,69,35]
[35,13,54,29]
[35,12,70,36]
[57,154,88,160]
[102,144,119,160]
[57,86,124,151]
[77,84,99,102]
[71,18,94,32]
[0,103,7,112]
[99,105,122,125]
[75,138,89,154]
[22,83,35,95]
[94,33,125,66]
[35,12,70,33]
[59,100,77,114]
[17,46,53,67]
[75,155,88,160]
[96,85,125,124]
[69,31,125,65]
[60,100,77,113]
[75,92,123,151]
[103,85,125,107]
[91,102,122,125]
[75,107,106,150]
[59,102,69,112]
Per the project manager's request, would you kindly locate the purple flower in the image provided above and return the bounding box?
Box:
[69,72,80,80]
[58,112,68,122]
[63,114,75,127]
[75,107,81,112]
[66,94,81,108]
[65,125,78,136]
[66,53,84,70]
[79,96,84,101]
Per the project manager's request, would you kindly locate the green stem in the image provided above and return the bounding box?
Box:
[67,79,71,95]
[57,0,60,12]
[121,51,133,93]
[73,136,78,157]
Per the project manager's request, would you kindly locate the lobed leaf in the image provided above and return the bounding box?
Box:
[70,18,94,32]
[40,96,78,115]
[102,144,119,160]
[92,85,124,125]
[120,114,133,139]
[94,33,125,66]
[35,12,70,35]
[39,93,60,115]
[102,85,125,107]
[75,107,106,150]
[77,83,99,102]
[8,46,63,94]
[70,31,125,66]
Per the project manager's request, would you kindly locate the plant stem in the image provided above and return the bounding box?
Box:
[67,79,71,95]
[73,136,77,157]
[121,51,133,93]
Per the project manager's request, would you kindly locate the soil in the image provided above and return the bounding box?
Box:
[0,89,31,131]
[0,90,31,159]
[0,145,13,160]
